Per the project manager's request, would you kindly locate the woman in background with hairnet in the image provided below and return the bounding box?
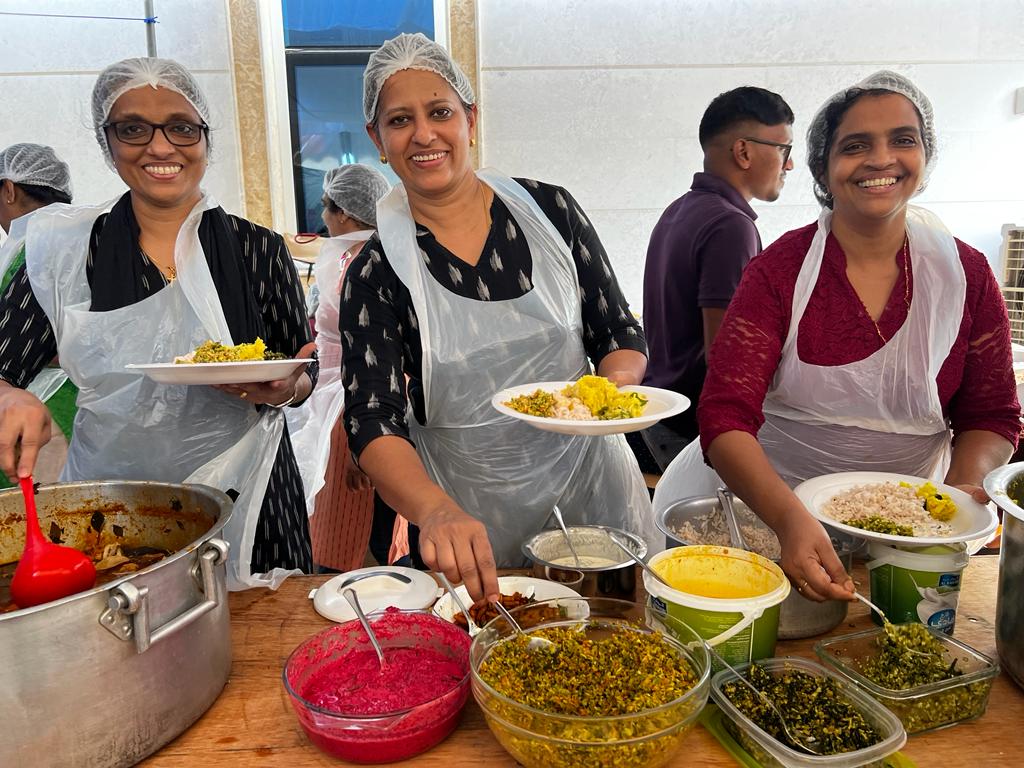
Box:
[670,71,1019,602]
[341,33,654,601]
[288,163,394,572]
[0,143,78,487]
[0,58,317,588]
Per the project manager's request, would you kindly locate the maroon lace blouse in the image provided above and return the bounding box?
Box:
[698,223,1021,452]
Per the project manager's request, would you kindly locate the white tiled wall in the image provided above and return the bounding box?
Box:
[478,0,1024,313]
[0,1,243,216]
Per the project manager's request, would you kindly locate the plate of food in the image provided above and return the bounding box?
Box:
[126,338,311,385]
[432,575,580,635]
[794,471,998,547]
[492,375,689,436]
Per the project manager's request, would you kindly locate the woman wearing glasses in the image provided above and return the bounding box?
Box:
[669,71,1019,602]
[0,58,316,588]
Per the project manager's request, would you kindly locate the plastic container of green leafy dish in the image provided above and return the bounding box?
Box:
[815,625,999,734]
[710,657,906,768]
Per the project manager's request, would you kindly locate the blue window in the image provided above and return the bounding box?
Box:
[282,1,435,232]
[283,0,433,47]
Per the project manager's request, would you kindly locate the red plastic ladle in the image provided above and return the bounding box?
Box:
[10,476,97,608]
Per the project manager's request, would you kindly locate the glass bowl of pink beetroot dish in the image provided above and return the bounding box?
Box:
[283,607,472,763]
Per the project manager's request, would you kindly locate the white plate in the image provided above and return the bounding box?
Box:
[794,471,998,547]
[310,567,440,623]
[432,575,580,634]
[125,358,311,385]
[491,381,690,436]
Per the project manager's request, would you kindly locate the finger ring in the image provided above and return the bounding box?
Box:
[798,579,808,592]
[240,391,248,399]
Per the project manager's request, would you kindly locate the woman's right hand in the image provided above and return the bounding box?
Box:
[343,451,372,491]
[0,386,52,482]
[775,512,855,602]
[417,500,500,604]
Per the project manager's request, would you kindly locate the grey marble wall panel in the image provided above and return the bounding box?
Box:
[479,0,1024,68]
[0,0,231,73]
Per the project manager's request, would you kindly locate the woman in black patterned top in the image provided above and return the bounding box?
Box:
[0,58,315,584]
[343,34,655,602]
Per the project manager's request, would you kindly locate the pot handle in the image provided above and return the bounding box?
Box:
[99,539,230,653]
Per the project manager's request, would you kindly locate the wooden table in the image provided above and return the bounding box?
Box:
[140,556,1021,767]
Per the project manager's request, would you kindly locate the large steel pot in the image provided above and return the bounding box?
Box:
[655,495,855,639]
[0,481,233,767]
[983,463,1024,690]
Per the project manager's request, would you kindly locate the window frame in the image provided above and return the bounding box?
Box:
[284,48,375,233]
[259,1,449,234]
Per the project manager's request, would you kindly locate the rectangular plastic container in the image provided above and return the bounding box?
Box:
[710,657,906,768]
[814,626,999,734]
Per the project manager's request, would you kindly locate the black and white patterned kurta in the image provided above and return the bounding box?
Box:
[0,213,316,573]
[340,178,646,456]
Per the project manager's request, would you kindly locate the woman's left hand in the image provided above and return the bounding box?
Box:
[214,342,316,406]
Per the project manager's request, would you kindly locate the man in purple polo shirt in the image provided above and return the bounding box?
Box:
[633,87,794,472]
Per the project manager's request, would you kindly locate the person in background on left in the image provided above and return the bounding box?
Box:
[288,163,395,572]
[0,143,78,487]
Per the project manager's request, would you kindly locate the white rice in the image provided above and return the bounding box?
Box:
[822,482,952,537]
[551,392,593,420]
[671,507,781,560]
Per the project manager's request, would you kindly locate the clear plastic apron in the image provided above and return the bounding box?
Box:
[287,230,372,513]
[24,195,296,589]
[1,207,69,403]
[376,168,655,566]
[658,206,966,509]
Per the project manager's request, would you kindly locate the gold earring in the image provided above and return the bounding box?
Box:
[379,154,388,164]
[469,138,476,147]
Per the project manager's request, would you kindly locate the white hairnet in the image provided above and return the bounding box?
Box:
[91,57,211,169]
[363,33,475,124]
[322,164,391,228]
[0,143,72,198]
[807,70,937,208]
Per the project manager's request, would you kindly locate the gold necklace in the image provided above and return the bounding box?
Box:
[861,235,910,344]
[140,247,177,281]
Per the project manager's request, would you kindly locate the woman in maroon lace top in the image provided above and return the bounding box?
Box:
[689,71,1019,602]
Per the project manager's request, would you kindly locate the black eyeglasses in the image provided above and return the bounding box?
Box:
[104,120,209,147]
[742,136,793,163]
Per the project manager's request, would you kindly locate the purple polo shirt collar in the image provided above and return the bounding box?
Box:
[691,172,758,222]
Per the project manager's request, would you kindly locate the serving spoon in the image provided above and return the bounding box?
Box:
[603,530,673,589]
[491,600,556,652]
[10,476,97,608]
[342,587,387,670]
[852,591,891,624]
[710,648,824,756]
[550,504,581,569]
[852,591,939,659]
[438,572,481,635]
[717,487,748,551]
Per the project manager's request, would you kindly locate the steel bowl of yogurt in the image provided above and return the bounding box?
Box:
[522,526,647,601]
